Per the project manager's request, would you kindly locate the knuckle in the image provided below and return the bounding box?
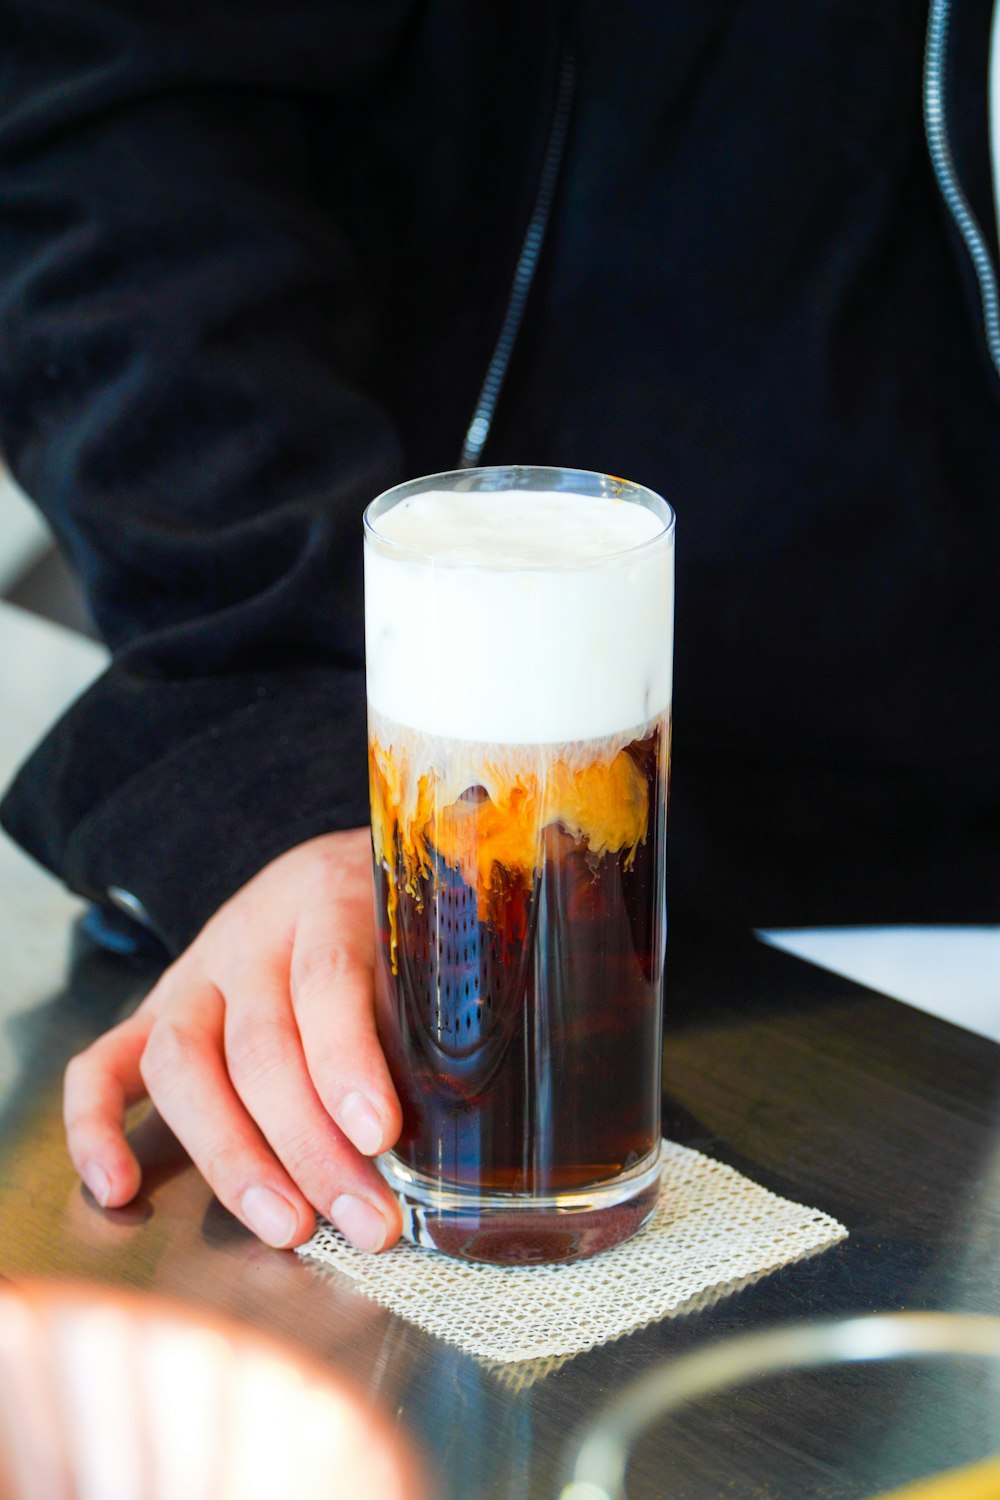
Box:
[139,1017,202,1090]
[310,840,368,898]
[63,1047,92,1091]
[306,852,346,904]
[225,1013,295,1095]
[289,940,353,1009]
[200,1137,246,1192]
[203,900,253,957]
[63,1031,117,1095]
[62,1047,101,1126]
[277,1122,331,1188]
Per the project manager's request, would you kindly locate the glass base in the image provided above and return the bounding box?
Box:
[378,1143,663,1265]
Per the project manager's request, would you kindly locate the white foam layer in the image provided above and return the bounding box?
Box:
[365,487,674,744]
[371,487,666,564]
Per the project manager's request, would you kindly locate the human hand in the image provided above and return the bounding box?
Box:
[63,829,404,1252]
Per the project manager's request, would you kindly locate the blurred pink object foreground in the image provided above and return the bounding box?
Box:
[0,1281,426,1500]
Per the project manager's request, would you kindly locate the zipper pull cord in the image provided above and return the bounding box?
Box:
[460,44,577,469]
[924,0,1000,377]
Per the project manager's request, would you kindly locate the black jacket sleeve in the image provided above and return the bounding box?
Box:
[0,0,415,954]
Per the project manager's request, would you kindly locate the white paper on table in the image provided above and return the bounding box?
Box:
[758,927,1000,1045]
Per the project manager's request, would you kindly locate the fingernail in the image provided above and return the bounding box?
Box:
[83,1161,110,1208]
[330,1194,388,1253]
[241,1186,298,1247]
[338,1092,384,1156]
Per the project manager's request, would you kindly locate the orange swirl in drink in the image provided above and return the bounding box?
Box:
[369,714,658,970]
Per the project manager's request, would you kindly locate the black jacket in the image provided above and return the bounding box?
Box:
[1,0,998,953]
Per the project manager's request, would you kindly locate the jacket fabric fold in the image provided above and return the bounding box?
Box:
[1,0,998,951]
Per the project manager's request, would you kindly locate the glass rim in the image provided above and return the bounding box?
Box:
[363,464,675,571]
[559,1311,1000,1500]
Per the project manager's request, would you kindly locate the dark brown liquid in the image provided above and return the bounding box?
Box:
[373,727,667,1210]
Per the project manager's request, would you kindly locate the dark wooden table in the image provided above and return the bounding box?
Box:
[1,601,998,1497]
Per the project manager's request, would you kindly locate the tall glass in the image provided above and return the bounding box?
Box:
[363,466,674,1265]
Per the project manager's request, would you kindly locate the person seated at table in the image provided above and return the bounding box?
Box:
[0,1,997,1253]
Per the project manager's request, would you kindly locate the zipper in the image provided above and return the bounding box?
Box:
[462,6,1000,448]
[923,0,1000,377]
[459,43,577,468]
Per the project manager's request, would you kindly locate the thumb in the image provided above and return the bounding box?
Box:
[63,1007,154,1207]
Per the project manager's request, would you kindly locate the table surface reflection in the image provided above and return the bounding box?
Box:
[1,601,998,1499]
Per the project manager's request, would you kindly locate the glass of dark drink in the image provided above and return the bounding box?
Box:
[364,466,674,1265]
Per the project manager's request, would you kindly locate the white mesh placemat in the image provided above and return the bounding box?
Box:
[297,1141,846,1363]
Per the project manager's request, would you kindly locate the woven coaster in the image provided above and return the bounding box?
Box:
[297,1141,847,1364]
